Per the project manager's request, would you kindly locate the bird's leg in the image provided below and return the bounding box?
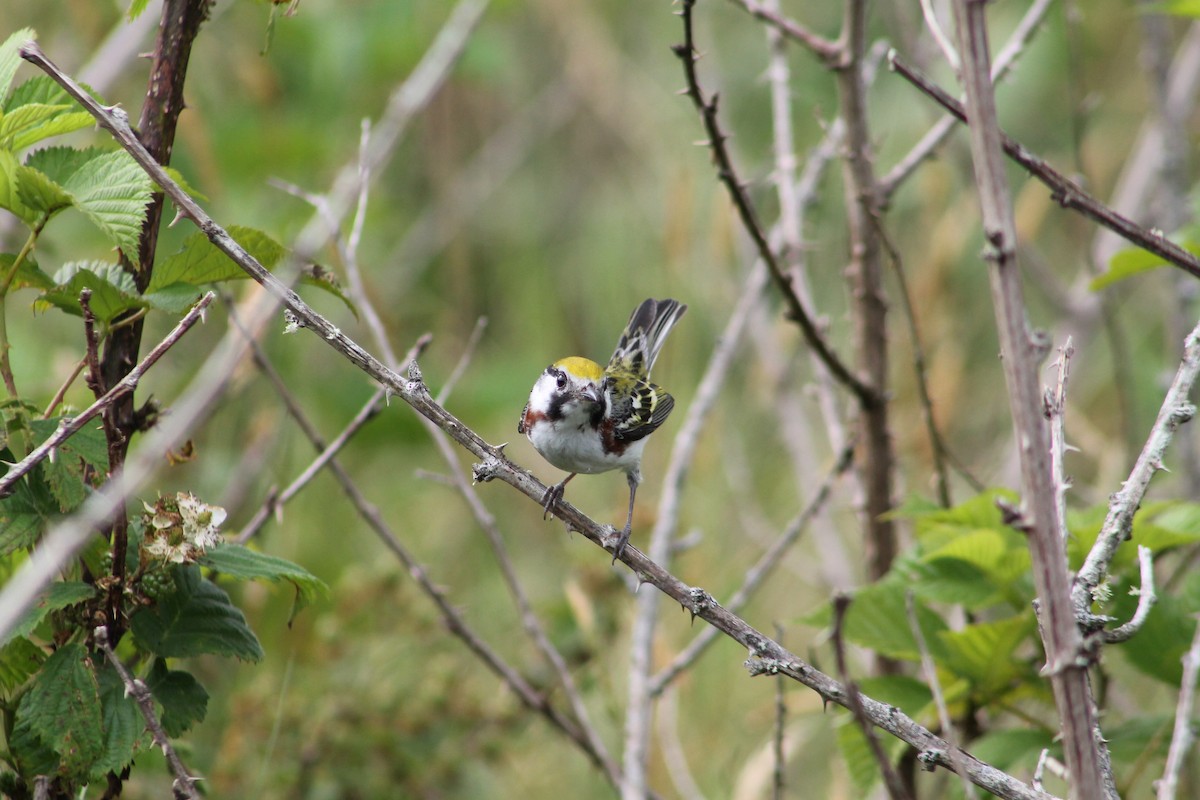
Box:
[542,473,576,519]
[612,473,639,563]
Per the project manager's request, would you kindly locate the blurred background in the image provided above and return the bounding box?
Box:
[2,0,1197,796]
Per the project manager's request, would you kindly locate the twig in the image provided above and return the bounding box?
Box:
[947,2,1110,797]
[1156,615,1200,800]
[672,0,878,406]
[436,315,488,405]
[907,591,977,800]
[623,262,766,798]
[920,0,960,71]
[889,52,1200,282]
[657,686,708,800]
[1103,546,1157,644]
[649,439,855,697]
[832,595,912,800]
[1073,319,1200,626]
[0,293,214,498]
[41,354,88,418]
[1046,339,1075,542]
[722,0,841,64]
[773,623,787,800]
[879,0,1054,199]
[94,626,200,799]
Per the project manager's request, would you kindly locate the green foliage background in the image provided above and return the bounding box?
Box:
[2,0,1199,797]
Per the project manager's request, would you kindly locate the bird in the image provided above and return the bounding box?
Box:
[518,298,687,562]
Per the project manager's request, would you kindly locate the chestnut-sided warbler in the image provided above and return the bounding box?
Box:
[518,298,687,561]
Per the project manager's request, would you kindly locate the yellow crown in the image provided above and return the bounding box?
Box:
[553,356,604,381]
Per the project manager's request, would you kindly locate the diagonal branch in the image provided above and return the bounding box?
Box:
[889,53,1200,282]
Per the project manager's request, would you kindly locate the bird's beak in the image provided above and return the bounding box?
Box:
[579,384,602,406]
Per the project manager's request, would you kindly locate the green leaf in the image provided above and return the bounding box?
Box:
[14,163,73,217]
[0,467,57,554]
[836,718,880,796]
[0,29,36,106]
[922,528,1031,589]
[143,282,208,314]
[146,659,209,737]
[0,636,45,693]
[127,0,152,20]
[0,147,41,224]
[1106,714,1174,763]
[93,662,145,777]
[968,728,1055,772]
[0,252,53,290]
[857,675,933,718]
[1113,580,1200,684]
[26,417,108,511]
[36,261,146,323]
[149,225,285,292]
[1090,242,1200,290]
[25,145,105,185]
[13,642,104,779]
[130,564,264,661]
[808,582,950,662]
[200,543,328,605]
[1,104,66,149]
[936,614,1035,696]
[60,150,153,265]
[904,555,1002,610]
[2,78,95,149]
[2,581,97,646]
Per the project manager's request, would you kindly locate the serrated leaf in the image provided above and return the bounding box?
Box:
[200,543,328,605]
[26,417,107,511]
[0,29,36,106]
[3,581,97,646]
[936,614,1035,695]
[146,659,209,737]
[143,282,207,314]
[0,147,41,224]
[25,145,106,185]
[14,642,104,779]
[904,555,1001,610]
[0,252,53,290]
[130,564,264,661]
[93,662,145,777]
[1,104,67,148]
[14,162,74,216]
[922,528,1031,589]
[60,150,153,265]
[0,636,45,693]
[128,0,152,20]
[0,471,56,555]
[149,225,285,292]
[29,416,109,471]
[36,261,146,323]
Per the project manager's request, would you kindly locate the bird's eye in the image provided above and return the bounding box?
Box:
[555,371,567,390]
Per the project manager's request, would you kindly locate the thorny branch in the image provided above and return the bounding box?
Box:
[12,40,1064,800]
[672,0,878,406]
[94,626,200,800]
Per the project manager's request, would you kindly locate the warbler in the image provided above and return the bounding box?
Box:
[518,298,687,561]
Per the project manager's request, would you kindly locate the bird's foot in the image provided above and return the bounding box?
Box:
[541,482,566,520]
[611,523,632,565]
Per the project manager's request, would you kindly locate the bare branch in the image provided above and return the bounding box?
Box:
[1074,321,1200,626]
[1046,339,1075,542]
[947,2,1110,796]
[1103,546,1157,644]
[721,0,841,63]
[1156,615,1200,800]
[94,626,201,800]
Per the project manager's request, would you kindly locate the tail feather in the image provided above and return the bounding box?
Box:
[609,298,687,376]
